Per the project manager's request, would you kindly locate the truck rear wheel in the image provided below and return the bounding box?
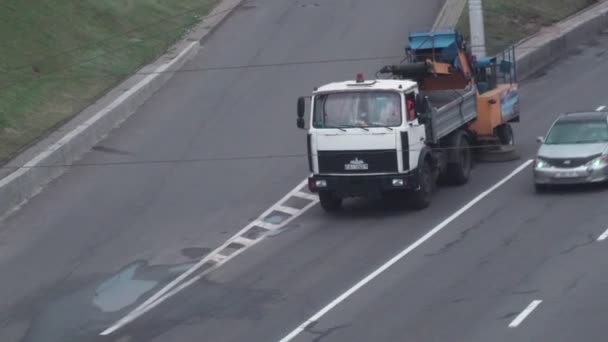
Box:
[410,159,433,210]
[319,191,342,212]
[444,132,472,186]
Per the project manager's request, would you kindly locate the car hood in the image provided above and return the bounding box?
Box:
[538,142,608,159]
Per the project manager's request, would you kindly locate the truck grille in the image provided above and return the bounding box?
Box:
[317,150,398,174]
[543,154,600,168]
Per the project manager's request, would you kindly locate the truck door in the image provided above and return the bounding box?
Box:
[403,91,426,171]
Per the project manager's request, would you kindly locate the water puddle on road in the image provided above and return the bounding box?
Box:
[93,262,158,313]
[262,210,291,225]
[15,260,196,342]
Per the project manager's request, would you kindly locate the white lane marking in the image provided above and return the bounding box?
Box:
[278,160,534,342]
[101,178,318,336]
[597,227,608,241]
[255,220,280,230]
[0,42,199,189]
[596,105,606,111]
[292,191,318,201]
[508,300,543,328]
[231,236,254,246]
[275,205,300,216]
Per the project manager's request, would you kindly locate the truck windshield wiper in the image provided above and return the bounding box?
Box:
[372,125,393,131]
[325,125,347,131]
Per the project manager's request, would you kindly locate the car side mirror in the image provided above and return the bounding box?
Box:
[536,136,545,144]
[297,97,306,129]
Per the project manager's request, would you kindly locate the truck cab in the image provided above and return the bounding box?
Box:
[297,74,432,211]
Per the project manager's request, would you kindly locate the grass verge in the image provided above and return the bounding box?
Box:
[457,0,598,55]
[0,0,218,164]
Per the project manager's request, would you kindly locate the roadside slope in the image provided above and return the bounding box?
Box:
[0,0,217,163]
[457,0,597,54]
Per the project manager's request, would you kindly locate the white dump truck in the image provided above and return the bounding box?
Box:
[296,30,520,211]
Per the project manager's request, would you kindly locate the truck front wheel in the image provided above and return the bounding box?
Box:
[319,191,342,212]
[410,159,433,210]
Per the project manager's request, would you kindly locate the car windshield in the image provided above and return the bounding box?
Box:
[312,91,402,128]
[545,120,608,144]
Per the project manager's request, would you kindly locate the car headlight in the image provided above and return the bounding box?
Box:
[534,158,550,169]
[588,154,608,168]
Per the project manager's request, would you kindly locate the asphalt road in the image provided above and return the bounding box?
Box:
[107,28,608,341]
[0,0,446,341]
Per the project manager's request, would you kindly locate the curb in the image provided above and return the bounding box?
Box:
[0,0,246,219]
[511,1,608,80]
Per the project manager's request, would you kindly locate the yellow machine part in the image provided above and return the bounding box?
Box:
[427,60,452,75]
[468,83,516,139]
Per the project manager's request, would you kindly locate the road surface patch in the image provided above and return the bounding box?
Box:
[100,178,318,336]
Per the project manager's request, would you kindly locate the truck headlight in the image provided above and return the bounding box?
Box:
[392,179,405,186]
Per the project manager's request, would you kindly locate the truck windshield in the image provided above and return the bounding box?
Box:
[545,120,608,144]
[312,91,402,129]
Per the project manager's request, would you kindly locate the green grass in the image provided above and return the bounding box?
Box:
[457,0,598,55]
[0,0,218,163]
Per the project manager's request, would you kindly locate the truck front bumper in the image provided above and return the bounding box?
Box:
[307,174,418,198]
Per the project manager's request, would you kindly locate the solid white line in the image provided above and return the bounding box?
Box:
[278,159,533,342]
[597,227,608,241]
[596,105,606,111]
[508,300,543,328]
[101,178,318,336]
[0,41,199,189]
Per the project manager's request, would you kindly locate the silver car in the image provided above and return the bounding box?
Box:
[533,111,608,191]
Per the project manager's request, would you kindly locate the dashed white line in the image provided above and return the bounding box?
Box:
[232,236,254,246]
[255,220,280,230]
[278,159,534,342]
[596,105,606,111]
[275,204,301,216]
[508,300,543,328]
[597,227,608,241]
[101,178,318,336]
[292,191,318,201]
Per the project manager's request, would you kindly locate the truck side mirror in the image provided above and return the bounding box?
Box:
[414,94,425,114]
[297,97,306,129]
[414,94,430,121]
[536,136,545,144]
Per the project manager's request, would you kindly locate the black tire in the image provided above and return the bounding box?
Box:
[319,191,342,212]
[445,132,472,186]
[496,123,514,146]
[410,159,433,210]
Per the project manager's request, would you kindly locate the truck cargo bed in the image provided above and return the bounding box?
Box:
[420,86,478,143]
